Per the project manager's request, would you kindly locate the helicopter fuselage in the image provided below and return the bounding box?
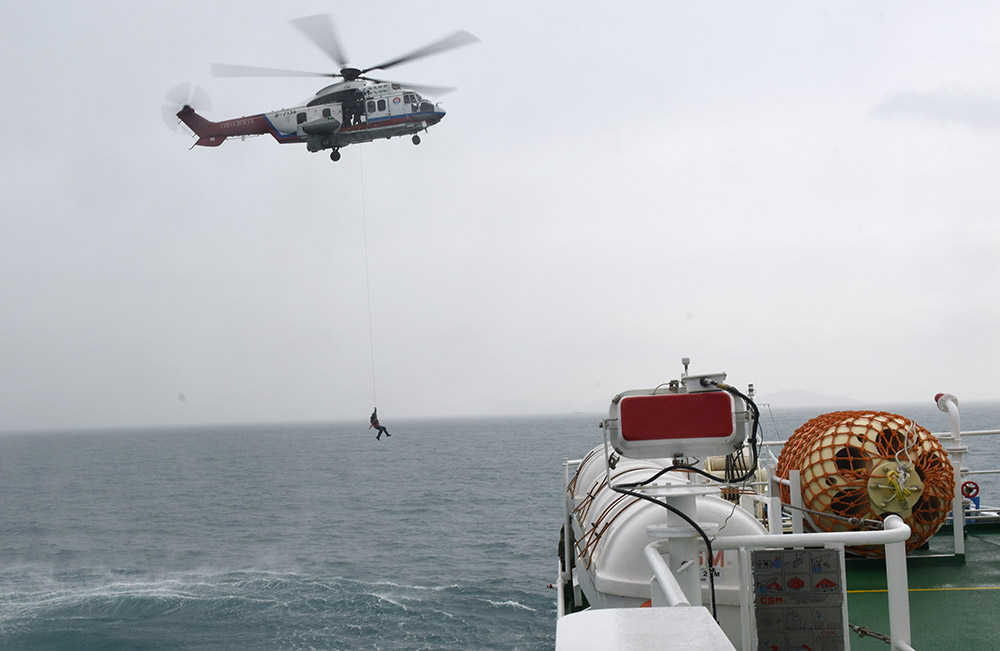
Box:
[169,15,476,161]
[176,81,446,158]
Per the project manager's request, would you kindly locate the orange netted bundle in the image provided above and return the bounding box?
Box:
[777,411,954,556]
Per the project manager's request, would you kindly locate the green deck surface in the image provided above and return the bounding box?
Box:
[845,524,1000,649]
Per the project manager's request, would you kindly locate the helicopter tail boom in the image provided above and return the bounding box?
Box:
[176,106,270,147]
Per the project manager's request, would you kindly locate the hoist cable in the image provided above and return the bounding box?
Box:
[359,146,377,407]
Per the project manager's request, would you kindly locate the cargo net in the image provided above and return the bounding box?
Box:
[777,411,954,557]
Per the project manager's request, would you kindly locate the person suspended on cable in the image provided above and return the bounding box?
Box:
[370,408,390,440]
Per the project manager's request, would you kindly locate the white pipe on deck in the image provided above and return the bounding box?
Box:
[937,393,966,555]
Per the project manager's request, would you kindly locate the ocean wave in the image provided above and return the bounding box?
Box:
[365,579,462,592]
[481,598,538,611]
[0,568,498,618]
[368,592,411,610]
[0,569,284,614]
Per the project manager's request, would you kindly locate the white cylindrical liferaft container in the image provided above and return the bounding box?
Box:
[566,444,766,646]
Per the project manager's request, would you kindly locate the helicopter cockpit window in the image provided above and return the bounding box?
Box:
[367,100,376,113]
[404,94,415,104]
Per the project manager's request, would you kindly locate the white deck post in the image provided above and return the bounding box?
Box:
[767,462,782,534]
[562,460,572,577]
[789,469,804,534]
[738,547,755,651]
[666,493,703,607]
[883,515,912,649]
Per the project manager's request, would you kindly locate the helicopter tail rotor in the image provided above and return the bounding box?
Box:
[162,83,212,132]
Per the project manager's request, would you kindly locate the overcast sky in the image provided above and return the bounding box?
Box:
[2,1,998,431]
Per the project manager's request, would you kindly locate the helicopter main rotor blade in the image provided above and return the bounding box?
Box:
[362,30,479,75]
[289,14,347,68]
[290,14,349,68]
[211,63,339,78]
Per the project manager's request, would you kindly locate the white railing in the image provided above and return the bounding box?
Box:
[931,430,1000,504]
[642,541,693,607]
[710,515,914,651]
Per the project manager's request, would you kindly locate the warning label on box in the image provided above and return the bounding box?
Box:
[752,548,846,651]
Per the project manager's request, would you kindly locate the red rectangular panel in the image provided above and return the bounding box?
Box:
[619,392,734,441]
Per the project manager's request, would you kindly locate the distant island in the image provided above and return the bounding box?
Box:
[754,389,862,409]
[572,388,865,415]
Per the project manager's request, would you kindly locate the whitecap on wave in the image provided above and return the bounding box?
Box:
[482,598,537,611]
[0,566,551,649]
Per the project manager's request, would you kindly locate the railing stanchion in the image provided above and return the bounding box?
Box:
[884,515,913,650]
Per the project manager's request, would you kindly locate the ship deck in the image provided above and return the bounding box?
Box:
[845,521,1000,649]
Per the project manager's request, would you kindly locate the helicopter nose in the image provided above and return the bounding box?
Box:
[432,103,446,123]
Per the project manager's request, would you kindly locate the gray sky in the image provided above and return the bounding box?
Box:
[2,1,999,431]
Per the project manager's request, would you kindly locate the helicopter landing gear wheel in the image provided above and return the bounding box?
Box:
[330,150,341,162]
[412,135,421,145]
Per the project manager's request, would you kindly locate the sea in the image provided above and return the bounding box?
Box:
[1,401,998,650]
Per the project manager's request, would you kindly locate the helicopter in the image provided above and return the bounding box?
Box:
[166,15,478,162]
